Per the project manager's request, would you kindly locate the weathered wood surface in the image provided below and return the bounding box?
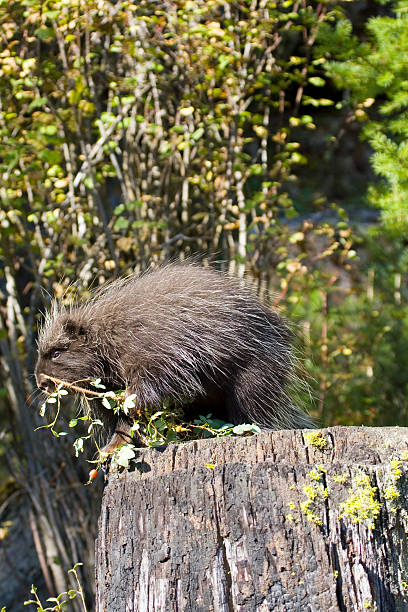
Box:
[95,427,408,611]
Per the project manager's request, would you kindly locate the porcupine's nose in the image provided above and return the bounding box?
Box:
[36,373,51,394]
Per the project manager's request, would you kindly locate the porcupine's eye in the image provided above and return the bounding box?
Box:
[51,349,62,360]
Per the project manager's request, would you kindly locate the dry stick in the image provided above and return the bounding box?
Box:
[18,158,50,305]
[29,508,55,595]
[318,289,328,422]
[78,137,119,268]
[42,375,117,400]
[4,265,26,343]
[214,121,233,263]
[39,486,72,600]
[294,2,328,115]
[317,273,338,423]
[41,377,153,448]
[97,100,145,265]
[0,304,37,456]
[72,106,131,190]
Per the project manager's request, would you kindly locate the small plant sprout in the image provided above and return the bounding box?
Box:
[24,563,87,611]
[68,563,87,612]
[37,383,69,438]
[36,376,265,469]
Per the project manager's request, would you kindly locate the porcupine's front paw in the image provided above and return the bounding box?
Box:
[100,420,133,456]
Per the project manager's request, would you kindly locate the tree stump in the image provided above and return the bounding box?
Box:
[95,427,408,611]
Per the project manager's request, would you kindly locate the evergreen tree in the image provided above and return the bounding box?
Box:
[324,1,408,234]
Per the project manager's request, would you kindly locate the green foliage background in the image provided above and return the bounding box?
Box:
[0,0,408,608]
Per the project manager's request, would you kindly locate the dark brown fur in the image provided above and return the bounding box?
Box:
[35,264,313,452]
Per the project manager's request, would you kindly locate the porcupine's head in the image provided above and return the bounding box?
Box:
[35,302,103,394]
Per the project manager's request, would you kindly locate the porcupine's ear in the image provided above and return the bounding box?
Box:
[63,319,87,340]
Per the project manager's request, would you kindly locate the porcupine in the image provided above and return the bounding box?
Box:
[35,264,313,453]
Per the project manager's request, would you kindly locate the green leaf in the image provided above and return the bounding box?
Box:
[191,127,204,141]
[308,76,325,87]
[90,379,106,389]
[114,204,125,215]
[113,217,129,231]
[102,396,116,410]
[232,424,261,435]
[73,438,84,456]
[40,124,57,136]
[39,149,61,164]
[123,394,136,414]
[113,444,136,468]
[35,27,55,41]
[83,176,94,190]
[27,97,48,112]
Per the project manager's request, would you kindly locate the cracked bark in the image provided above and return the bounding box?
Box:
[95,426,408,611]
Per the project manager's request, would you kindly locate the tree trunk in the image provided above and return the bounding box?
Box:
[95,427,408,611]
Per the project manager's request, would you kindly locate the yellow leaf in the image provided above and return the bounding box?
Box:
[116,237,133,252]
[54,177,69,189]
[180,106,194,117]
[289,232,304,244]
[253,125,268,138]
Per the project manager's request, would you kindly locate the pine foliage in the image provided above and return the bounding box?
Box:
[326,1,408,233]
